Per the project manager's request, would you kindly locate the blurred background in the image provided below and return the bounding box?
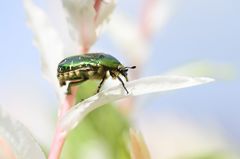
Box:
[0,0,239,158]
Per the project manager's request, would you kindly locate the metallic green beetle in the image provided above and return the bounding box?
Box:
[57,53,136,94]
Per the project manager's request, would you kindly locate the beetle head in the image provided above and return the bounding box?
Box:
[118,65,136,81]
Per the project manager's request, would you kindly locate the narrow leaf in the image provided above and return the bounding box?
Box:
[60,75,214,134]
[0,107,46,159]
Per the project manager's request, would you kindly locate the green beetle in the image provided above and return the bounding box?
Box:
[57,53,136,94]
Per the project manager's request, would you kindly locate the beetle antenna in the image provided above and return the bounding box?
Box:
[125,66,136,69]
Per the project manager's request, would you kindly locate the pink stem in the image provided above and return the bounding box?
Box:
[48,87,78,159]
[78,0,101,53]
[139,0,156,39]
[94,0,102,20]
[80,0,101,53]
[79,23,89,53]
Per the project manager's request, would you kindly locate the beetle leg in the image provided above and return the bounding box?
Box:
[124,76,128,82]
[96,74,106,93]
[117,76,129,94]
[66,79,87,95]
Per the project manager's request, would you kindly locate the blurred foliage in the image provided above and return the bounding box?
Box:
[61,81,131,159]
[129,129,151,159]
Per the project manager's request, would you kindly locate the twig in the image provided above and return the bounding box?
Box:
[48,87,78,159]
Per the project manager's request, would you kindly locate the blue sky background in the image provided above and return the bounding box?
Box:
[0,0,239,151]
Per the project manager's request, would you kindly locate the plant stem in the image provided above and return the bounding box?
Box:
[48,87,78,159]
[140,0,156,38]
[94,0,102,20]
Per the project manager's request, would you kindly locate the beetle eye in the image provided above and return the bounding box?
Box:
[118,65,123,70]
[121,69,128,76]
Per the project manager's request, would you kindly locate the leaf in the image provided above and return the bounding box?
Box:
[60,75,214,134]
[24,0,64,93]
[61,0,115,51]
[0,107,46,159]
